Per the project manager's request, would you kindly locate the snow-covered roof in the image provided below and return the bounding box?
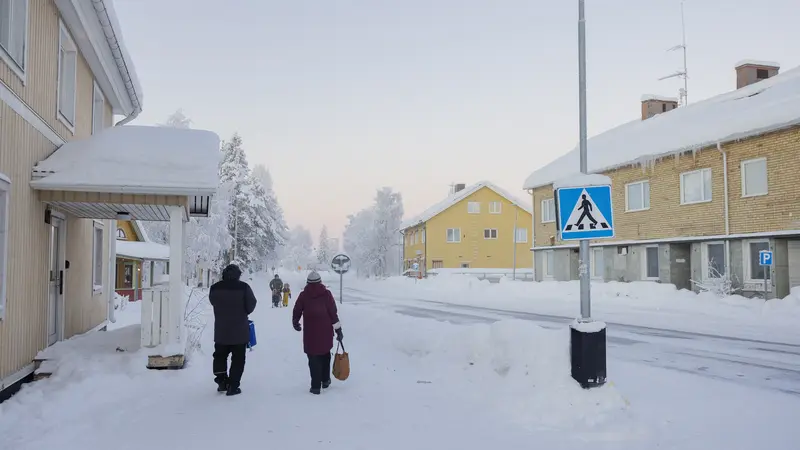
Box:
[523,65,800,190]
[553,173,612,190]
[116,240,169,261]
[735,59,780,69]
[132,220,151,242]
[400,181,533,230]
[31,126,220,196]
[641,94,678,102]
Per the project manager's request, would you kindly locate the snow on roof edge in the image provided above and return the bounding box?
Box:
[132,220,151,242]
[400,181,532,230]
[641,94,678,102]
[116,240,169,260]
[735,59,780,69]
[553,173,612,190]
[99,0,144,112]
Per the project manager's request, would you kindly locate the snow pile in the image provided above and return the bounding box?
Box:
[352,274,800,343]
[115,240,170,260]
[524,64,800,189]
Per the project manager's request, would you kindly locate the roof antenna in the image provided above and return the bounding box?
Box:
[659,0,688,106]
[448,182,455,195]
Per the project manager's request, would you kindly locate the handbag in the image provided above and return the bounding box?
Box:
[332,341,350,381]
[247,320,257,350]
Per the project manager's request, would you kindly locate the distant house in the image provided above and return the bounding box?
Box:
[523,60,800,298]
[400,181,533,273]
[114,221,169,301]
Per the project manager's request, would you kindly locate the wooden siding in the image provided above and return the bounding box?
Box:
[0,0,98,142]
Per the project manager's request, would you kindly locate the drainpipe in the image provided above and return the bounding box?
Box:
[107,219,117,323]
[528,189,536,276]
[423,223,428,277]
[92,0,142,126]
[399,230,405,274]
[716,142,731,273]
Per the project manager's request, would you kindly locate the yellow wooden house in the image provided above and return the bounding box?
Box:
[114,221,168,301]
[401,181,533,275]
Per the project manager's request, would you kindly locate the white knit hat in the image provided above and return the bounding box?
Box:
[307,271,322,283]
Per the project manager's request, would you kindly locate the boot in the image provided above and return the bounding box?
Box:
[322,380,331,389]
[226,386,242,396]
[309,387,321,395]
[215,375,228,392]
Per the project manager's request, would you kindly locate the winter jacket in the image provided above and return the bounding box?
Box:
[210,275,257,345]
[292,283,341,355]
[269,278,284,292]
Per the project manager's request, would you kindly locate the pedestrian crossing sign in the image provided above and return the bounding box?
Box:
[556,185,615,241]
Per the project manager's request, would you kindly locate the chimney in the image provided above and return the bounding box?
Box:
[640,95,678,120]
[735,60,780,89]
[454,183,466,193]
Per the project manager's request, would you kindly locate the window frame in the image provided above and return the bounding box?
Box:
[541,198,555,223]
[460,262,470,268]
[591,247,604,280]
[741,157,768,198]
[483,228,498,240]
[680,168,713,205]
[0,0,29,82]
[641,245,660,281]
[92,221,104,293]
[625,180,650,212]
[467,202,480,214]
[0,174,9,320]
[744,239,772,284]
[92,81,106,134]
[489,201,502,214]
[56,20,78,133]
[543,250,554,279]
[421,229,425,244]
[446,228,461,243]
[514,227,527,243]
[701,241,727,280]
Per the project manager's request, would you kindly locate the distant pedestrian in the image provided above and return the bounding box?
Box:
[209,264,257,396]
[282,283,292,307]
[292,271,344,395]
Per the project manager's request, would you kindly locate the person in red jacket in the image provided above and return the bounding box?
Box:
[292,271,343,395]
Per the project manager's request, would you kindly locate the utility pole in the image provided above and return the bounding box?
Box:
[578,0,591,319]
[659,0,689,105]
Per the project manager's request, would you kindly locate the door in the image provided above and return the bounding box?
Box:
[48,216,65,346]
[789,240,800,289]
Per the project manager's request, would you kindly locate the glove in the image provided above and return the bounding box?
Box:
[335,328,344,342]
[293,323,301,332]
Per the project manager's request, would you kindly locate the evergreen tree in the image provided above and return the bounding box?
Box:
[317,226,333,265]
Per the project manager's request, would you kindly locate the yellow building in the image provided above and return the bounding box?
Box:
[114,220,169,302]
[401,181,533,274]
[523,61,800,298]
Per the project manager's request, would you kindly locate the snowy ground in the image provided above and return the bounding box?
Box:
[1,272,799,449]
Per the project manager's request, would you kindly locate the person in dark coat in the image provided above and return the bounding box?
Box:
[292,271,343,395]
[209,264,257,396]
[269,274,284,292]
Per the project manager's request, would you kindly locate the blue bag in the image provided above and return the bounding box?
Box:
[247,320,257,350]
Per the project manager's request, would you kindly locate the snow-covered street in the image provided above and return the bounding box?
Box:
[1,273,799,449]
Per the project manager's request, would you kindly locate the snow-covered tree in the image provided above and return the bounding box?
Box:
[219,134,261,269]
[283,226,314,270]
[159,108,192,129]
[316,226,334,265]
[251,164,288,268]
[342,187,404,278]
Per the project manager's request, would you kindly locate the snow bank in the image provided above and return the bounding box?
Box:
[352,274,800,343]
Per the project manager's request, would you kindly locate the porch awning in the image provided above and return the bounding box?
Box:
[116,240,170,261]
[30,126,220,220]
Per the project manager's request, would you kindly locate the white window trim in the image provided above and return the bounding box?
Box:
[483,228,498,240]
[92,220,104,293]
[680,168,712,205]
[541,198,555,223]
[489,201,502,214]
[625,180,650,212]
[514,228,528,243]
[741,157,768,198]
[743,239,771,284]
[591,247,604,280]
[0,173,9,320]
[446,228,461,243]
[421,229,425,244]
[56,20,77,135]
[543,250,555,279]
[641,245,660,281]
[91,80,106,134]
[0,0,29,83]
[700,241,727,280]
[467,202,480,214]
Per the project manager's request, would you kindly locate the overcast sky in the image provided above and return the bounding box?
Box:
[114,0,800,240]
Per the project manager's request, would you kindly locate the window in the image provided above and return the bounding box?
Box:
[421,229,425,244]
[746,240,771,282]
[514,228,527,243]
[92,222,103,291]
[541,198,556,223]
[413,231,417,245]
[625,180,650,211]
[680,168,712,204]
[483,229,498,239]
[468,202,480,214]
[92,82,106,134]
[544,251,554,278]
[446,228,461,243]
[116,228,127,240]
[460,263,470,268]
[432,260,443,269]
[0,174,9,319]
[57,21,77,129]
[741,157,768,197]
[703,242,726,278]
[591,248,604,279]
[0,0,27,77]
[661,103,667,112]
[643,245,659,280]
[489,201,502,214]
[756,68,769,79]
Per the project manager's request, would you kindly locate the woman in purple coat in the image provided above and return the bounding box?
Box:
[292,271,343,394]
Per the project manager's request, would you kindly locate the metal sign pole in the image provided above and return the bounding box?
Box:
[340,272,343,305]
[578,0,591,320]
